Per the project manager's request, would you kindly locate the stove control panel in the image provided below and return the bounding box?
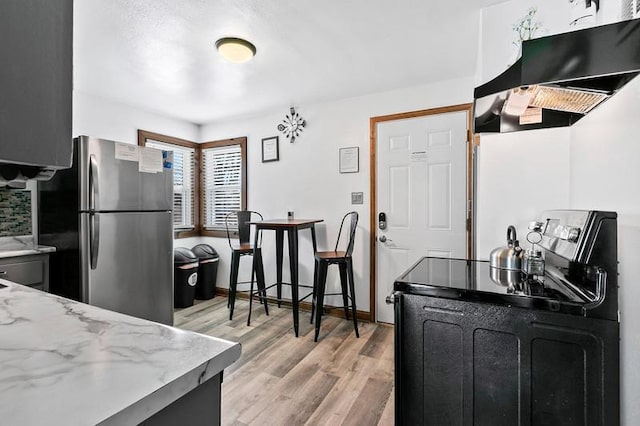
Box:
[539,210,590,260]
[550,224,581,242]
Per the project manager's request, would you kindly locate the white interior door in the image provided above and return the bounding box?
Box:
[376,110,468,323]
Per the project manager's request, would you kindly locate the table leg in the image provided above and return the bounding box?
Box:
[275,229,284,308]
[287,228,300,337]
[310,225,318,324]
[310,225,318,253]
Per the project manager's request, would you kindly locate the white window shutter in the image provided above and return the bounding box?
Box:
[146,140,196,229]
[202,145,242,229]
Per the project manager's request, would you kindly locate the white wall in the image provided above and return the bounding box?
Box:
[197,77,475,312]
[569,75,640,426]
[73,91,200,145]
[476,128,571,258]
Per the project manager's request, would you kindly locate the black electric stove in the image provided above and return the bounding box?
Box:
[394,210,618,321]
[395,256,606,317]
[392,210,619,426]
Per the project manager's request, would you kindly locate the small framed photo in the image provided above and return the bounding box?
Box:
[262,136,279,163]
[339,147,359,173]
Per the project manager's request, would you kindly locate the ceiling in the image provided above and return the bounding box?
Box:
[74,0,507,124]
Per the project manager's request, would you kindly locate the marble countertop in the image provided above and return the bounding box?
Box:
[0,236,56,258]
[0,280,241,425]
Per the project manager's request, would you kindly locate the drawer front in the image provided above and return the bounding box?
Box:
[0,260,44,286]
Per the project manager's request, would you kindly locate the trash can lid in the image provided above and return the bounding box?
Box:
[191,243,218,260]
[174,247,199,265]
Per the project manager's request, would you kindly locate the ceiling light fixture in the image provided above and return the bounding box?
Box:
[215,37,256,64]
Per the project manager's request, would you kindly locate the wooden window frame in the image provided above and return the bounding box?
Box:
[200,137,247,238]
[138,130,201,239]
[138,131,247,239]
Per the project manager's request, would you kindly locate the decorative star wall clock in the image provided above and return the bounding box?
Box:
[277,106,306,143]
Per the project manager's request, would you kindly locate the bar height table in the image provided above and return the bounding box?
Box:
[248,218,323,337]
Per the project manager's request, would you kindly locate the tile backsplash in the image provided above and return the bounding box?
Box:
[0,188,32,237]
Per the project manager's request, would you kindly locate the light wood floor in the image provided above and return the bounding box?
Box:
[175,296,394,426]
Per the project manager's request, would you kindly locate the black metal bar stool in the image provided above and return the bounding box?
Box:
[311,211,359,341]
[225,210,268,320]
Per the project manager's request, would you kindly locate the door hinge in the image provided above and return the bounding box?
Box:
[466,218,472,231]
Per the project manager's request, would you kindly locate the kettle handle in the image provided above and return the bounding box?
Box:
[507,225,517,246]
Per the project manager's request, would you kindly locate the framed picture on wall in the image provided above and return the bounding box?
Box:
[262,136,279,162]
[339,147,359,173]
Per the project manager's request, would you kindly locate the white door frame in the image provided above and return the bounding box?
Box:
[368,103,475,323]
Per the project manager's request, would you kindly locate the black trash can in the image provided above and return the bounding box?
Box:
[191,244,219,300]
[174,247,199,308]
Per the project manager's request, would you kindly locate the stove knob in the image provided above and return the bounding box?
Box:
[567,227,580,243]
[528,221,544,232]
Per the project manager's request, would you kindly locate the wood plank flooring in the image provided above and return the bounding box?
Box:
[175,296,394,426]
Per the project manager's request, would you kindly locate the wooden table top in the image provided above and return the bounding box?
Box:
[248,218,324,227]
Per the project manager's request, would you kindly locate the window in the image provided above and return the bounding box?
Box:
[138,130,199,238]
[200,138,247,237]
[138,130,247,239]
[148,141,196,229]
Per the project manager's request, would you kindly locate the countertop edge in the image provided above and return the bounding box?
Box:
[100,343,242,426]
[0,245,56,258]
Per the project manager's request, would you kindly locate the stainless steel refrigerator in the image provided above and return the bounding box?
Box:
[39,136,174,325]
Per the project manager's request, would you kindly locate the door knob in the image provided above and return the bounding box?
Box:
[386,292,399,304]
[379,235,387,243]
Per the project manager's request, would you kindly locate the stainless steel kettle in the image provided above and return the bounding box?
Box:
[489,225,524,271]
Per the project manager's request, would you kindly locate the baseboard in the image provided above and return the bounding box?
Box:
[215,288,371,322]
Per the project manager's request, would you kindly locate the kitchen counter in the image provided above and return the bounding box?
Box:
[0,280,241,425]
[0,236,56,258]
[0,245,56,258]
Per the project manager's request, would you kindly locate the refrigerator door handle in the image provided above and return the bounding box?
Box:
[89,154,99,211]
[90,213,100,269]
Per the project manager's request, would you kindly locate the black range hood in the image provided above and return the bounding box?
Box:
[474,18,640,133]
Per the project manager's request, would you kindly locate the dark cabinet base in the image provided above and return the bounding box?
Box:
[140,374,222,426]
[395,294,619,426]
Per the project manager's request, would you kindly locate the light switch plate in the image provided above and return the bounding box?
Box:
[351,192,363,204]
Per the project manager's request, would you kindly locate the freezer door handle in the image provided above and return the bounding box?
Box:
[89,154,99,211]
[90,213,100,270]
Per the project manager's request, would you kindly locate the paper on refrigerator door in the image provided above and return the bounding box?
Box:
[138,147,164,173]
[114,143,139,162]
